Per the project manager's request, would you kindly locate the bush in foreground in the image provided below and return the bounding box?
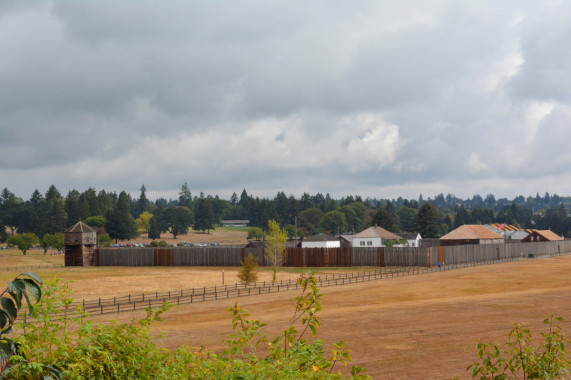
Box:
[462,316,571,379]
[2,273,369,379]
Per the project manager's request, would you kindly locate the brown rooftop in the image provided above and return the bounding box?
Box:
[535,230,564,241]
[65,221,96,233]
[305,233,339,242]
[440,225,504,240]
[354,226,403,240]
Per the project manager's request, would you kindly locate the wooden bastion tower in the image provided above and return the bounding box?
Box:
[64,221,97,266]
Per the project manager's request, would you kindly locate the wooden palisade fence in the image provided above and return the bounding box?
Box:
[96,240,571,268]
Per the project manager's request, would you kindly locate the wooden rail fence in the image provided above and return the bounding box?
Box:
[28,255,560,319]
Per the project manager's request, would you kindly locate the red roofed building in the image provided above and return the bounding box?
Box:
[522,230,564,242]
[440,225,504,246]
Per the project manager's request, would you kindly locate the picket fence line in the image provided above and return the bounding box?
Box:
[0,263,65,272]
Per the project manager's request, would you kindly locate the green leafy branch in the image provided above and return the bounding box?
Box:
[467,315,571,379]
[0,272,42,374]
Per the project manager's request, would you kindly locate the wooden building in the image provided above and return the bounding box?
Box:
[522,230,563,242]
[64,221,97,266]
[440,225,504,246]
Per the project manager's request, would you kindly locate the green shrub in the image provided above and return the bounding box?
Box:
[464,316,571,379]
[4,273,369,379]
[237,252,259,285]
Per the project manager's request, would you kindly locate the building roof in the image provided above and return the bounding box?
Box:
[505,230,529,240]
[65,221,96,233]
[354,226,403,240]
[534,230,564,241]
[304,233,339,242]
[489,223,520,231]
[399,232,421,240]
[440,225,504,240]
[338,235,354,242]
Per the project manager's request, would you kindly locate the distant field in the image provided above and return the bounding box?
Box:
[127,226,248,245]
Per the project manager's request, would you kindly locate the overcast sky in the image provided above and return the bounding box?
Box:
[1,1,570,202]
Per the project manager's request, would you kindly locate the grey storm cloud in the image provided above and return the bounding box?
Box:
[1,1,570,200]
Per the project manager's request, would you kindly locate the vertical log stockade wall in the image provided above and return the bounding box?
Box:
[94,240,571,268]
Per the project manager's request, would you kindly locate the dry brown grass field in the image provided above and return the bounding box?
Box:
[130,227,248,245]
[2,247,571,379]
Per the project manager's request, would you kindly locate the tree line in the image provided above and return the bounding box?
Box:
[1,184,570,244]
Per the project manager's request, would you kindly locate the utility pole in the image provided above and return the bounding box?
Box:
[295,216,298,246]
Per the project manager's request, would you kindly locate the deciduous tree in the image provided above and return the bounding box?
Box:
[7,233,40,255]
[318,211,348,234]
[265,220,288,283]
[135,211,153,233]
[163,206,193,239]
[247,227,265,241]
[41,233,64,255]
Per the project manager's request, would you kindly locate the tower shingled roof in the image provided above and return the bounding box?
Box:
[65,221,96,233]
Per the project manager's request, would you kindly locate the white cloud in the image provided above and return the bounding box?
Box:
[0,1,570,200]
[523,101,557,140]
[468,153,488,173]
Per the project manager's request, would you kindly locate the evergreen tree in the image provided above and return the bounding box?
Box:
[193,195,215,233]
[230,192,238,206]
[105,191,138,243]
[0,218,7,243]
[97,190,114,217]
[371,207,394,231]
[148,216,161,240]
[0,188,23,235]
[178,182,193,208]
[414,202,440,238]
[397,206,416,232]
[454,206,471,228]
[44,185,67,234]
[136,185,150,217]
[64,190,81,227]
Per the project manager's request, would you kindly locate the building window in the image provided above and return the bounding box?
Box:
[360,241,365,246]
[367,241,372,246]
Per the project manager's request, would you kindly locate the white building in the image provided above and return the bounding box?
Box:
[352,225,403,247]
[398,232,422,247]
[301,233,341,248]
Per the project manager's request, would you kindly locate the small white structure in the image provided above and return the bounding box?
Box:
[398,232,422,247]
[301,233,341,248]
[221,220,249,227]
[352,225,403,248]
